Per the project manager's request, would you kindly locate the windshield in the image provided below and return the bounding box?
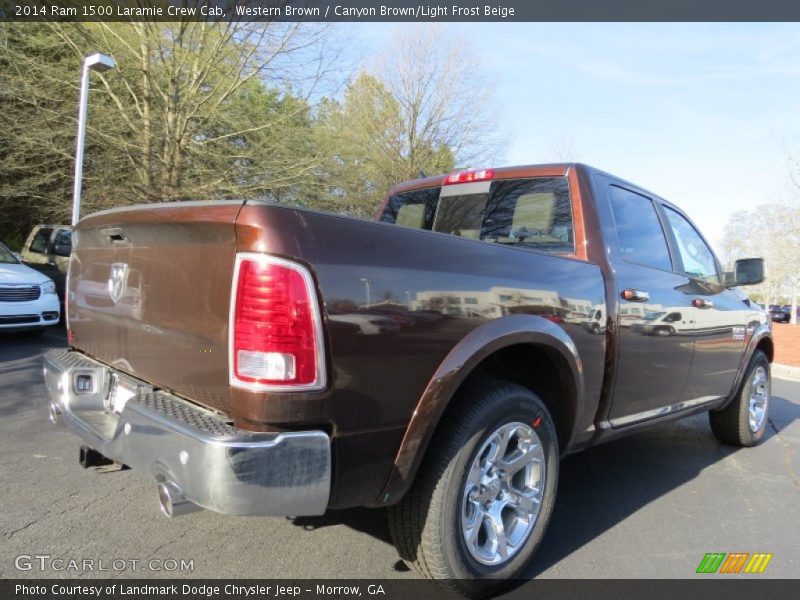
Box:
[0,243,19,264]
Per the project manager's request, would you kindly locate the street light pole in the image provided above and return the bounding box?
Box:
[71,53,116,226]
[360,278,372,309]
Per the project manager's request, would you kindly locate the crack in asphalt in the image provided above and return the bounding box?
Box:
[5,489,83,540]
[4,483,132,541]
[6,519,38,540]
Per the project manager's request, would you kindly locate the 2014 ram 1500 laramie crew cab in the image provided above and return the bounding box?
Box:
[44,163,770,595]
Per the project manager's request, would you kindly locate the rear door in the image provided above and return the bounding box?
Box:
[602,182,696,426]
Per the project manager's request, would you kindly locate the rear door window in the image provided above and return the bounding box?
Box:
[53,229,72,256]
[28,228,53,254]
[607,186,672,271]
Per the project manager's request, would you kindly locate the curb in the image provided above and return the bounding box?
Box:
[773,363,800,382]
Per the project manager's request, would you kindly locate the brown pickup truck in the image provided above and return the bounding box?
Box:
[44,163,771,595]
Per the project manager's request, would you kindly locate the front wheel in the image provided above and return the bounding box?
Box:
[709,350,770,446]
[388,381,559,597]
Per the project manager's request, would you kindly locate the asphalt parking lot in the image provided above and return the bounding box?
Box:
[1,327,798,580]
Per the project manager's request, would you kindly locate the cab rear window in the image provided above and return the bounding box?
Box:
[379,187,439,229]
[380,177,574,255]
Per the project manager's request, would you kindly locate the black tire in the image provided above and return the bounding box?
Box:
[709,350,770,447]
[388,380,559,597]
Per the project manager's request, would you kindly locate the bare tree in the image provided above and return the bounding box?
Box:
[547,136,579,162]
[0,19,344,240]
[721,203,800,323]
[370,24,505,178]
[50,21,340,204]
[313,25,507,217]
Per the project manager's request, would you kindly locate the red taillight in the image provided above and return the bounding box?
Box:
[443,168,495,185]
[230,255,324,390]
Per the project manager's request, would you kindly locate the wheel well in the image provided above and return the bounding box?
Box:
[439,343,577,453]
[757,337,774,362]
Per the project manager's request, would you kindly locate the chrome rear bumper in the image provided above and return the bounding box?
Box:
[43,348,331,516]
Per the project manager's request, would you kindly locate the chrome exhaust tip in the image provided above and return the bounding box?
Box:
[158,482,201,518]
[48,402,60,424]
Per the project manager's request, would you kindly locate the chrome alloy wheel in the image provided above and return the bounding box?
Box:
[748,365,769,432]
[461,421,545,566]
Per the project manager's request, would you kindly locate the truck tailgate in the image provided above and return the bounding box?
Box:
[68,202,243,413]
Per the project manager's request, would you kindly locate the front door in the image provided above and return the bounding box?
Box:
[660,204,747,401]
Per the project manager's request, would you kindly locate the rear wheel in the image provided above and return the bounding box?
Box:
[709,350,770,446]
[388,381,559,597]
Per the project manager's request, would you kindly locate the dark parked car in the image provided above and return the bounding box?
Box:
[768,305,791,323]
[44,164,771,596]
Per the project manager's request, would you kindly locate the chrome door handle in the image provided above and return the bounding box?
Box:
[621,289,650,303]
[693,298,714,309]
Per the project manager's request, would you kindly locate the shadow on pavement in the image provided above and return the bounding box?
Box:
[290,507,393,546]
[768,394,800,432]
[0,327,66,417]
[523,411,777,577]
[291,409,784,579]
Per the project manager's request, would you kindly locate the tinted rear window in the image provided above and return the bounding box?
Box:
[380,177,574,255]
[379,187,439,230]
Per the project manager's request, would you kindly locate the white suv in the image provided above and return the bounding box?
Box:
[0,242,60,334]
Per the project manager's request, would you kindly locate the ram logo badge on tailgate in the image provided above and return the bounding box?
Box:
[108,262,129,305]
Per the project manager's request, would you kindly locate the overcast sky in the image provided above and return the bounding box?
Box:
[348,22,800,254]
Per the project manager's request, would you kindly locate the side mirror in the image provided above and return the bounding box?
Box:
[727,257,764,287]
[53,243,71,257]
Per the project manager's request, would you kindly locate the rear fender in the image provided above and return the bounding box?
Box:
[377,314,583,505]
